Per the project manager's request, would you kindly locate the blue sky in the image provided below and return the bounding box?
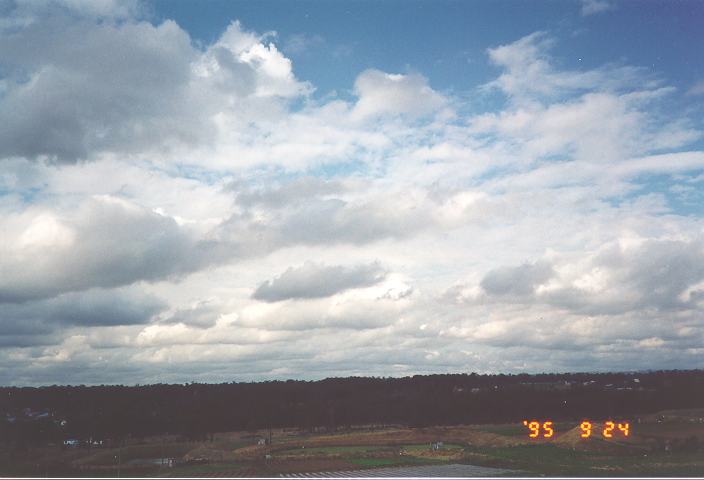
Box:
[151,0,703,98]
[0,0,704,385]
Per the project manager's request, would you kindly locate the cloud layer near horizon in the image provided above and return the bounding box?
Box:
[1,1,703,385]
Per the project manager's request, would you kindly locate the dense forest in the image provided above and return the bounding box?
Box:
[2,370,704,448]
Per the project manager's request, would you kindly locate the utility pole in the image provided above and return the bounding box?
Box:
[116,446,121,478]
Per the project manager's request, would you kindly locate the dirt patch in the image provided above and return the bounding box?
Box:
[416,425,532,447]
[405,449,464,461]
[233,425,533,459]
[461,430,531,447]
[232,444,270,460]
[552,425,641,454]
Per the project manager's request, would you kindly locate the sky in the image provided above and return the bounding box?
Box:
[1,0,703,386]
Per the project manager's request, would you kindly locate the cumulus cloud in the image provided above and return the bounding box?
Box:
[253,262,386,302]
[0,287,164,348]
[468,239,704,316]
[351,69,447,120]
[543,239,704,315]
[37,289,165,326]
[0,17,198,162]
[207,21,312,99]
[161,299,223,329]
[0,196,228,302]
[33,290,159,328]
[239,295,401,330]
[481,261,554,297]
[0,5,703,384]
[0,14,309,163]
[220,186,440,254]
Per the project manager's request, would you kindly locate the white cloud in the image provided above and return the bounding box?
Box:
[481,261,554,297]
[0,16,309,163]
[351,69,447,120]
[207,21,312,99]
[580,0,615,16]
[0,196,230,302]
[485,32,647,102]
[252,261,386,302]
[0,10,703,384]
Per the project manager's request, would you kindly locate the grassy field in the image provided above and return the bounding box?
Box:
[2,408,704,477]
[463,443,704,476]
[280,445,386,456]
[464,444,608,475]
[73,442,194,466]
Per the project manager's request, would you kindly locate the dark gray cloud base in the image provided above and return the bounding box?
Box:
[253,262,386,302]
[481,261,554,296]
[0,288,165,338]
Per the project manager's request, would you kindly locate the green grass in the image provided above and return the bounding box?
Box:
[349,456,439,468]
[280,445,387,456]
[606,451,704,476]
[463,444,610,476]
[462,444,704,476]
[634,420,703,436]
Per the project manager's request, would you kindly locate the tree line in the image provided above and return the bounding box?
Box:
[1,370,703,447]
